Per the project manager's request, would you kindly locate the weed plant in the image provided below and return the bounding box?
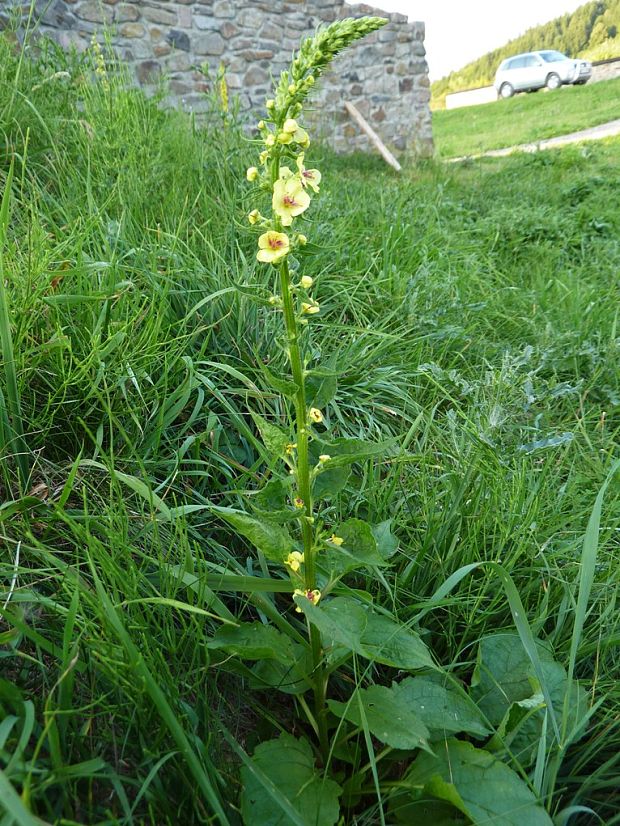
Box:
[0,22,618,826]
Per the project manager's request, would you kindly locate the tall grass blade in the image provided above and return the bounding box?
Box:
[0,160,29,490]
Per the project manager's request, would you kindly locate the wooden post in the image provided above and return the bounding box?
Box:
[344,101,402,172]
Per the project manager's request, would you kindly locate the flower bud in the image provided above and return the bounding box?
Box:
[302,302,320,315]
[248,209,260,225]
[246,166,259,182]
[318,454,331,463]
[266,99,275,109]
[283,118,298,134]
[257,120,265,129]
[265,133,275,147]
[300,274,312,287]
[297,236,308,248]
[288,83,296,94]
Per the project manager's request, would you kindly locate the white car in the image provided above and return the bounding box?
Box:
[494,50,592,99]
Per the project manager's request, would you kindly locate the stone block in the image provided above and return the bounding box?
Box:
[243,66,269,85]
[120,22,145,37]
[194,32,225,55]
[166,29,190,51]
[136,59,161,83]
[76,2,113,24]
[153,43,171,56]
[142,6,177,25]
[213,1,234,18]
[114,4,139,22]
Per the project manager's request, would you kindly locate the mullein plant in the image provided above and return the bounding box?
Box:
[208,17,578,826]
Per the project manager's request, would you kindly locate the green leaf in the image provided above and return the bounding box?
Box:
[361,613,436,671]
[259,364,299,398]
[471,633,588,767]
[312,464,351,501]
[240,733,341,826]
[212,506,294,562]
[392,676,491,739]
[389,793,467,824]
[328,684,433,752]
[209,622,296,663]
[312,436,396,469]
[330,518,388,569]
[371,519,399,559]
[471,633,557,726]
[251,412,290,457]
[306,368,338,408]
[296,597,435,672]
[249,642,313,695]
[404,739,553,826]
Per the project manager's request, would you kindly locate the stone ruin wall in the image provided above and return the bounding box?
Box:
[9,0,433,156]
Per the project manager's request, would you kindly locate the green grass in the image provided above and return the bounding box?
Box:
[0,34,619,824]
[433,75,620,157]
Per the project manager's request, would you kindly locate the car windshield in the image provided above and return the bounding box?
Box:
[540,51,567,62]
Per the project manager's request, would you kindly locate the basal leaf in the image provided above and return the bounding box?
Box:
[209,622,296,663]
[250,642,313,695]
[240,733,341,826]
[297,597,435,672]
[212,506,294,561]
[360,613,436,671]
[371,519,399,559]
[392,676,491,739]
[404,739,553,826]
[328,684,433,752]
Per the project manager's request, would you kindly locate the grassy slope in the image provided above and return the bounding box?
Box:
[1,38,619,824]
[433,75,620,157]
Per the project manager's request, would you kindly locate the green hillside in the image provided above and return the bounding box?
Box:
[432,0,620,107]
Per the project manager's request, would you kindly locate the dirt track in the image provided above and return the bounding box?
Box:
[449,118,620,162]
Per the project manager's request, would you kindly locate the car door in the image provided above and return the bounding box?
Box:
[508,56,528,90]
[523,54,546,88]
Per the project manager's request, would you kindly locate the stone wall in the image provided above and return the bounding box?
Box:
[8,0,433,156]
[591,57,620,83]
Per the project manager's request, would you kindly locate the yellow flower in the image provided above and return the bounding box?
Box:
[329,534,344,546]
[285,551,304,572]
[285,442,297,455]
[272,177,310,227]
[259,149,270,165]
[283,118,298,134]
[309,407,323,423]
[246,167,259,182]
[248,209,261,225]
[293,588,321,612]
[297,154,321,193]
[300,275,313,288]
[265,133,276,147]
[318,454,331,462]
[297,234,308,247]
[294,497,304,509]
[302,302,319,315]
[257,231,290,263]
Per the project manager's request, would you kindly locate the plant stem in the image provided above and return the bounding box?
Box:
[278,257,329,761]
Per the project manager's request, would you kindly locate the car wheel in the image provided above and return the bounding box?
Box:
[546,73,561,90]
[500,82,514,99]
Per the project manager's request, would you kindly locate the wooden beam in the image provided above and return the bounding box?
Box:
[344,101,402,172]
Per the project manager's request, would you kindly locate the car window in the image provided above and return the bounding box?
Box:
[524,56,540,67]
[540,51,567,62]
[508,57,526,69]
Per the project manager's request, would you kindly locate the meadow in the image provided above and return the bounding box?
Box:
[433,75,620,157]
[0,30,619,825]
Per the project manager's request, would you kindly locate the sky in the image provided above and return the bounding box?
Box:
[346,1,587,80]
